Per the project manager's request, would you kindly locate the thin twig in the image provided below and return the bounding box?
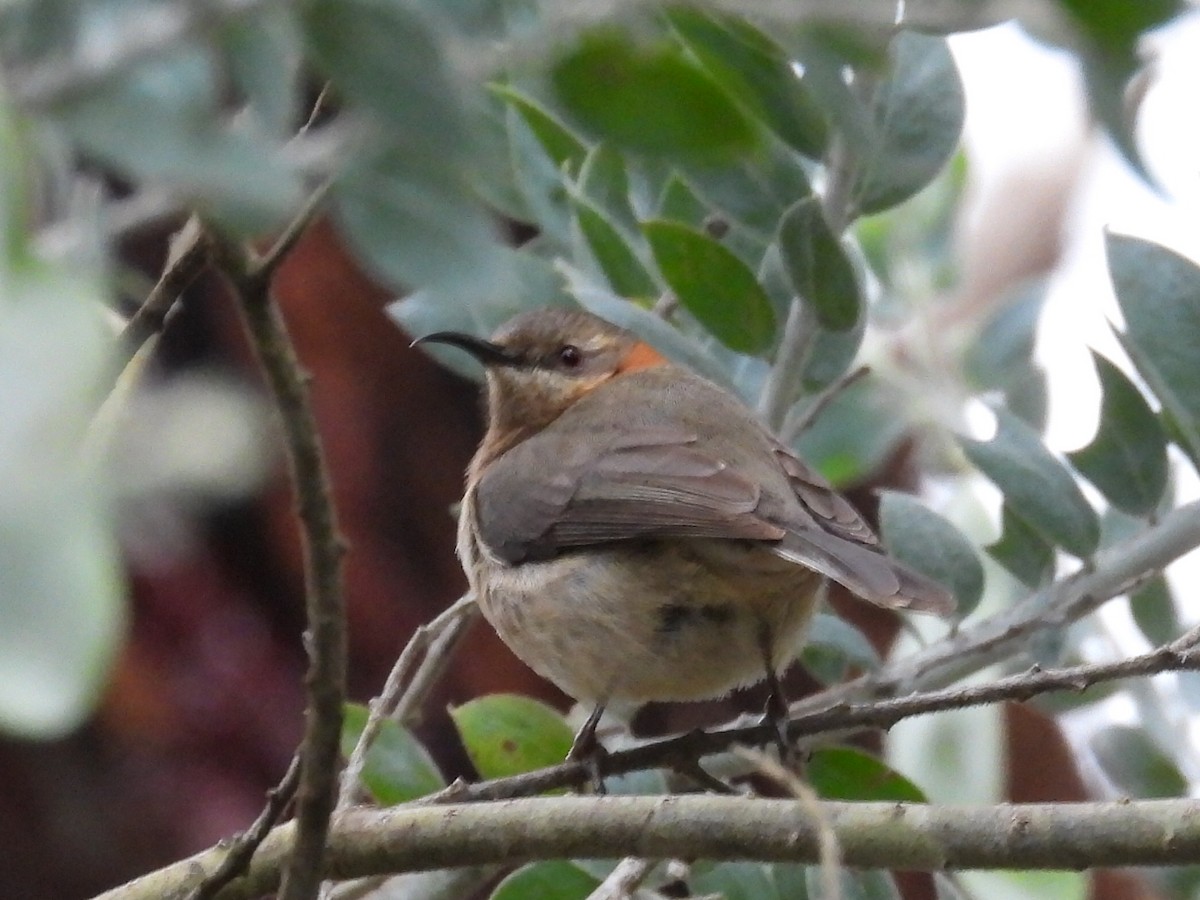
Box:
[587,857,656,900]
[778,365,871,444]
[208,229,348,900]
[190,754,302,900]
[115,216,206,375]
[757,297,817,431]
[251,179,334,284]
[336,595,477,809]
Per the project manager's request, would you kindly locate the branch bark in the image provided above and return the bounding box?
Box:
[208,231,347,900]
[93,795,1200,900]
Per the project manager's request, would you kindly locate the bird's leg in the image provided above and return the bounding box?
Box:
[568,702,609,794]
[757,623,796,767]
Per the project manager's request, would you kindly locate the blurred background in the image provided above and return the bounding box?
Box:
[2,6,1200,899]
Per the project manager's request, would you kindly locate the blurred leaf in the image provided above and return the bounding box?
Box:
[340,703,445,804]
[450,694,574,779]
[490,861,599,900]
[771,864,812,899]
[808,746,926,803]
[961,410,1099,558]
[879,492,983,617]
[489,83,588,170]
[1002,364,1049,433]
[657,173,710,226]
[1106,233,1200,466]
[1055,0,1181,178]
[331,143,501,294]
[302,0,467,154]
[1129,575,1179,648]
[987,503,1055,589]
[793,379,906,486]
[682,143,812,238]
[560,266,734,387]
[552,28,757,161]
[52,54,301,233]
[576,143,637,231]
[0,267,124,738]
[852,32,965,215]
[933,874,972,900]
[808,869,901,900]
[778,198,859,330]
[1067,352,1167,516]
[1091,724,1187,799]
[803,612,880,684]
[643,219,775,354]
[964,282,1047,391]
[217,8,301,135]
[570,198,658,299]
[692,861,777,900]
[502,98,574,240]
[665,7,827,157]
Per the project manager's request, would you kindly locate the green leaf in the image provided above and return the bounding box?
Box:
[879,492,983,617]
[852,32,965,215]
[302,0,467,155]
[657,173,710,227]
[576,143,637,231]
[332,143,502,293]
[1091,725,1187,798]
[450,694,574,779]
[1106,233,1200,466]
[793,379,907,486]
[777,198,859,330]
[1129,575,1180,648]
[489,861,599,900]
[340,703,445,804]
[961,410,1099,558]
[986,503,1055,589]
[1067,352,1167,516]
[665,7,827,157]
[571,199,658,299]
[552,29,756,162]
[808,746,926,803]
[642,219,775,353]
[489,84,588,171]
[770,864,812,900]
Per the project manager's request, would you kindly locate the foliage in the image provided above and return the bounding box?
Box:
[1,0,1198,897]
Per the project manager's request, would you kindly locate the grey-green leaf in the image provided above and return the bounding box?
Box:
[852,32,965,215]
[778,198,860,330]
[987,503,1055,589]
[803,612,881,684]
[961,410,1099,558]
[1106,233,1200,466]
[1067,352,1167,516]
[642,219,775,354]
[489,84,588,171]
[1091,724,1187,799]
[665,7,827,158]
[879,492,982,617]
[340,703,445,804]
[490,861,599,900]
[302,0,467,156]
[1129,575,1180,648]
[571,198,658,299]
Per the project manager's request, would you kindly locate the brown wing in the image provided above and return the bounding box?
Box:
[473,426,783,564]
[475,423,955,615]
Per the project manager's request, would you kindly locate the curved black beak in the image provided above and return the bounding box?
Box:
[412,331,521,368]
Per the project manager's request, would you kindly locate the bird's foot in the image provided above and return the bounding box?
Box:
[761,672,800,770]
[567,704,609,794]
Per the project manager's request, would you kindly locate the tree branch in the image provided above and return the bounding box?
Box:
[207,230,348,900]
[92,795,1200,900]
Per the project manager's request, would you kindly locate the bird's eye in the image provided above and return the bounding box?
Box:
[557,344,583,368]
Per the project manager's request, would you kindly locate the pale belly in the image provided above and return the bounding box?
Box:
[471,539,823,706]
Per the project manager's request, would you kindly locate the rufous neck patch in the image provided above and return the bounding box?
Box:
[616,340,667,374]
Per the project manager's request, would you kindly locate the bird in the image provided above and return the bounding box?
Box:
[416,307,954,761]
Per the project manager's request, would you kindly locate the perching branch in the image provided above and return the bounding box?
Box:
[207,228,347,900]
[93,795,1200,900]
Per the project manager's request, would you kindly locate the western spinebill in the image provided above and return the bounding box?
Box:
[417,307,954,759]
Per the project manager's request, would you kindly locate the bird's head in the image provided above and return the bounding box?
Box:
[416,307,667,459]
